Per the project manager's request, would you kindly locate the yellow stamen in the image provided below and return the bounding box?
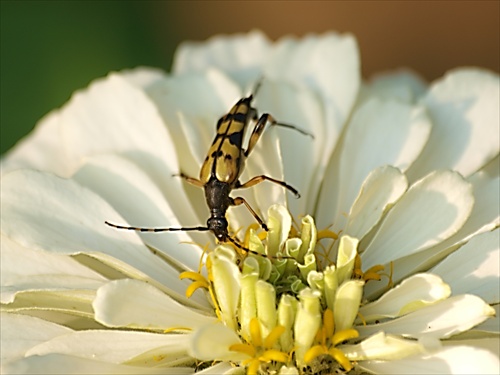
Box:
[331,329,359,346]
[163,326,192,333]
[304,344,326,363]
[357,311,367,326]
[317,229,338,240]
[263,325,285,349]
[247,359,261,375]
[259,349,289,363]
[363,272,382,282]
[179,271,206,282]
[229,343,256,358]
[249,318,263,347]
[329,347,353,371]
[185,280,209,298]
[364,264,384,275]
[323,309,335,339]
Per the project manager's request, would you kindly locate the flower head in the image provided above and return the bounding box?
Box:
[2,31,499,374]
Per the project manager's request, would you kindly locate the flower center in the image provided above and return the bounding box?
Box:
[181,205,390,374]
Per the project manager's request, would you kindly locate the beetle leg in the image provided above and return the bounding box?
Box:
[244,113,313,157]
[231,196,268,231]
[173,172,204,188]
[236,175,300,198]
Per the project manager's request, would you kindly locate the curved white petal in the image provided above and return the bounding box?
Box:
[345,166,408,240]
[145,69,240,176]
[1,235,106,304]
[364,173,499,300]
[60,73,175,175]
[26,329,189,365]
[361,170,474,270]
[359,274,451,322]
[246,81,320,216]
[1,354,193,374]
[443,338,500,359]
[431,229,499,303]
[1,110,69,177]
[359,345,500,375]
[361,69,428,104]
[210,248,241,330]
[319,98,431,232]
[195,362,243,374]
[173,30,271,88]
[120,67,166,90]
[357,294,495,340]
[334,280,364,331]
[407,68,500,180]
[342,332,425,361]
[189,324,246,362]
[264,32,360,135]
[472,304,499,335]
[93,279,216,330]
[265,33,360,212]
[73,154,204,272]
[0,169,208,306]
[1,313,72,364]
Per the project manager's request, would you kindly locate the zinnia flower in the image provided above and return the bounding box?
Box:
[1,31,499,374]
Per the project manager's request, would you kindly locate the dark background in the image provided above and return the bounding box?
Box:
[1,1,499,155]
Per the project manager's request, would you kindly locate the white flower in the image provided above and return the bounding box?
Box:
[1,31,499,374]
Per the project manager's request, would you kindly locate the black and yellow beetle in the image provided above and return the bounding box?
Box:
[106,83,312,253]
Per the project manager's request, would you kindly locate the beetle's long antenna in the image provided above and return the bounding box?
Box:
[105,221,209,233]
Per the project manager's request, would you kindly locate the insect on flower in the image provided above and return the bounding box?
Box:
[105,81,313,255]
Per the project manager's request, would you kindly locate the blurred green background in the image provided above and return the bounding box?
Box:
[1,1,499,155]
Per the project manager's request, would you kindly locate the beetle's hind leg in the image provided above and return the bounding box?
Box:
[173,172,204,188]
[244,113,313,158]
[231,196,268,231]
[236,175,300,198]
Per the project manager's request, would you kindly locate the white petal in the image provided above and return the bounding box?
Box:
[60,73,175,174]
[1,313,72,364]
[265,32,360,135]
[345,166,408,240]
[444,338,500,359]
[210,248,241,331]
[364,174,498,300]
[472,304,499,334]
[173,30,271,88]
[336,236,358,284]
[189,324,246,362]
[431,229,499,303]
[361,170,474,270]
[341,332,425,361]
[266,34,360,207]
[359,274,451,322]
[357,294,495,339]
[334,280,364,331]
[407,68,500,180]
[244,81,320,216]
[26,329,189,365]
[120,67,166,90]
[145,69,240,178]
[1,110,69,177]
[93,279,216,330]
[0,169,205,306]
[359,345,500,375]
[72,154,204,272]
[361,69,428,104]
[195,362,243,374]
[1,354,193,374]
[1,235,106,303]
